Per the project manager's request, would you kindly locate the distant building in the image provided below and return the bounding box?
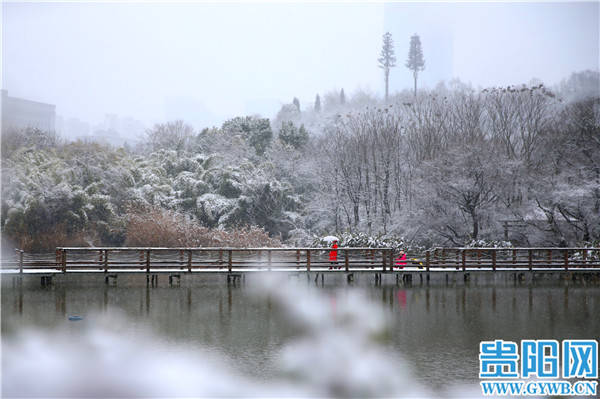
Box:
[1,90,56,132]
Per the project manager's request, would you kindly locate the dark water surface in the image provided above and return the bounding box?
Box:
[2,274,599,395]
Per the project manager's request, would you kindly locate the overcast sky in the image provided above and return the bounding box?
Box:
[2,1,598,132]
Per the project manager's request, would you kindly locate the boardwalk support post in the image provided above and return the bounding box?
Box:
[169,274,181,286]
[564,250,569,271]
[462,250,466,271]
[426,251,430,272]
[41,275,53,287]
[228,250,233,273]
[105,274,117,285]
[187,250,192,273]
[492,251,497,271]
[306,250,311,271]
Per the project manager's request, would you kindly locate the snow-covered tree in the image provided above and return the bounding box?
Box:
[378,32,397,102]
[406,34,425,96]
[314,94,321,113]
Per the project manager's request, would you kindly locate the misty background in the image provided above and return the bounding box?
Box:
[1,1,599,252]
[3,1,598,141]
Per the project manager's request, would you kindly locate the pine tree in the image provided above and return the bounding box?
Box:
[293,97,301,111]
[278,121,309,149]
[340,88,346,105]
[406,34,425,97]
[378,32,397,102]
[314,94,321,112]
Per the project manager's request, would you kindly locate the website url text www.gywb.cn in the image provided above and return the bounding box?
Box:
[481,380,597,396]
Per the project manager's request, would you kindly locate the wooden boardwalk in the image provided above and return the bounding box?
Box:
[1,247,599,274]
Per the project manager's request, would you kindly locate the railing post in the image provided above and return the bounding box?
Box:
[512,249,517,265]
[344,249,349,272]
[306,250,311,271]
[18,249,23,274]
[296,250,300,267]
[228,250,233,272]
[462,249,466,271]
[104,249,108,272]
[564,249,569,271]
[389,249,394,271]
[583,249,587,265]
[547,249,552,266]
[268,250,272,270]
[426,250,430,272]
[62,249,67,272]
[382,249,386,272]
[528,249,533,271]
[455,249,460,270]
[146,250,150,273]
[492,251,497,271]
[187,250,192,273]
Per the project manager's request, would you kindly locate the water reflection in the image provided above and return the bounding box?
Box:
[2,276,599,394]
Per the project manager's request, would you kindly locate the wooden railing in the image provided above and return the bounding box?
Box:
[3,247,599,274]
[4,247,395,273]
[423,247,600,271]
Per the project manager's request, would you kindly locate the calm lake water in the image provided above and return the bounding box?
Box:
[2,274,599,397]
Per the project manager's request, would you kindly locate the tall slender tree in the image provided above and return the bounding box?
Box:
[406,34,425,96]
[340,88,346,105]
[378,32,396,102]
[293,97,301,111]
[314,94,321,112]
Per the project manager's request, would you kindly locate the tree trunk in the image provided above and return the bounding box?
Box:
[413,71,418,97]
[383,169,391,215]
[385,69,389,102]
[471,210,479,240]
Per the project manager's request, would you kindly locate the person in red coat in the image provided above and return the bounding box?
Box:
[329,240,338,269]
[395,250,407,269]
